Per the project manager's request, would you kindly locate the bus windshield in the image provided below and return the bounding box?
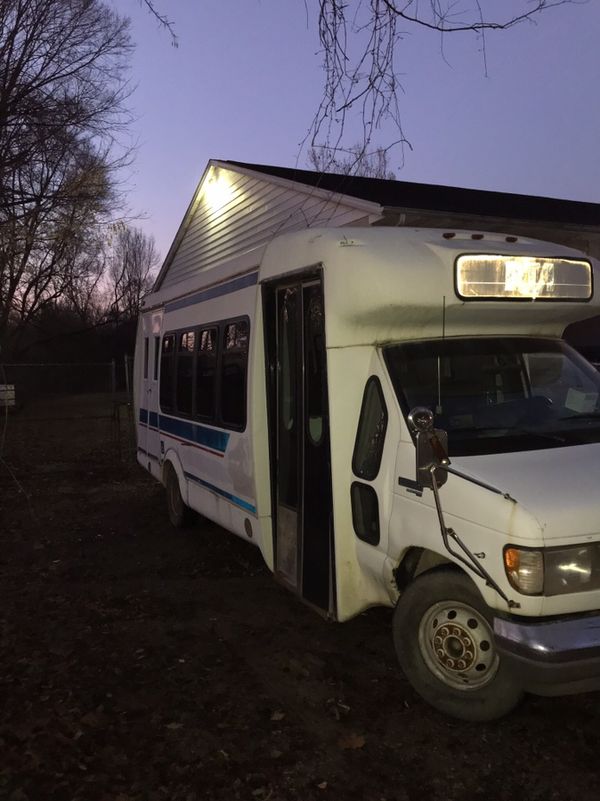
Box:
[383,337,600,456]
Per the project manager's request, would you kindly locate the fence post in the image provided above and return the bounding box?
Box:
[110,359,116,399]
[124,353,130,397]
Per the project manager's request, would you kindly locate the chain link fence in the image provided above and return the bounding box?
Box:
[0,358,135,466]
[2,361,117,406]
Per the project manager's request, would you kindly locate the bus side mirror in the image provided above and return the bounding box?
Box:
[408,407,449,490]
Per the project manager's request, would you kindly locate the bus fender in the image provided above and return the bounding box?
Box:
[394,547,453,592]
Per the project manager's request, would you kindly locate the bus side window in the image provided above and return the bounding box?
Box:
[352,377,388,480]
[153,336,160,380]
[351,483,381,546]
[196,327,217,420]
[143,338,149,380]
[306,291,325,444]
[176,330,195,416]
[220,319,249,429]
[159,334,175,412]
[351,377,387,546]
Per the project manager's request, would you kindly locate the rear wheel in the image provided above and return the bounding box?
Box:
[393,567,523,721]
[164,462,195,528]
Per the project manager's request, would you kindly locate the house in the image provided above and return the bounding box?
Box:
[153,159,600,355]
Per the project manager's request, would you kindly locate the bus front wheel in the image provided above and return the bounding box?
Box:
[392,566,523,721]
[164,462,196,529]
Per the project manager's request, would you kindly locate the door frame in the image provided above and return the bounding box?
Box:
[262,268,336,617]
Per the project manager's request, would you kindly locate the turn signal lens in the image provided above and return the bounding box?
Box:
[504,547,544,595]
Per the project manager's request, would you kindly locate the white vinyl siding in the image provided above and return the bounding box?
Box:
[159,167,376,291]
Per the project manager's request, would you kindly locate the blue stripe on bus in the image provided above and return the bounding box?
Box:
[184,471,257,514]
[139,409,159,428]
[159,415,230,452]
[165,271,259,313]
[138,408,230,453]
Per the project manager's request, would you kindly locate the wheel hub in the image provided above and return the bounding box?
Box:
[433,624,476,671]
[419,600,499,690]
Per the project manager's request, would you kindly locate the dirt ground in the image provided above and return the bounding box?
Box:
[1,395,600,801]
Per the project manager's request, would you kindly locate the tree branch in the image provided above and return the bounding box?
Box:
[305,0,580,168]
[139,0,178,46]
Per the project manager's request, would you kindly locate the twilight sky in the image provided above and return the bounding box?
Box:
[117,0,600,262]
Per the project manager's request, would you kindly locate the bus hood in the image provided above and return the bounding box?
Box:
[451,443,600,543]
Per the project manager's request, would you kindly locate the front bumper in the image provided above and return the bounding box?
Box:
[494,612,600,696]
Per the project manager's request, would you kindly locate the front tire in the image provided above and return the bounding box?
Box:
[393,567,523,721]
[164,462,196,529]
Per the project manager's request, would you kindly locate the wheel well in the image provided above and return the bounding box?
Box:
[161,454,185,495]
[161,459,175,486]
[394,547,458,591]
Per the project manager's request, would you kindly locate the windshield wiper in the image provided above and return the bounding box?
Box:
[558,412,600,422]
[453,426,566,443]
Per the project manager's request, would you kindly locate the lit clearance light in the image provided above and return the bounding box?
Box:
[456,254,592,300]
[203,171,234,212]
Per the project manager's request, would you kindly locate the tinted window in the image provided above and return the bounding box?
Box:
[221,320,249,428]
[143,338,149,380]
[352,377,388,480]
[159,334,175,412]
[153,336,160,380]
[176,330,195,415]
[351,482,380,545]
[160,319,250,429]
[305,289,325,445]
[196,327,217,419]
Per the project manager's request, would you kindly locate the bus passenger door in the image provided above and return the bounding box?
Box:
[264,275,335,617]
[141,312,162,478]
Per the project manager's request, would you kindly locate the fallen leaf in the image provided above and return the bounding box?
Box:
[165,722,183,730]
[337,732,366,750]
[287,657,310,678]
[270,710,285,721]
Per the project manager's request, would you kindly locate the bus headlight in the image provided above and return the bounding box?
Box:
[544,545,599,595]
[504,544,600,596]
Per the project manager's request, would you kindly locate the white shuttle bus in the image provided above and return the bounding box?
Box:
[134,227,600,720]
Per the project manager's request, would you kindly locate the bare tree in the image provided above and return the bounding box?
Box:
[138,1,578,169]
[0,141,115,352]
[308,144,396,178]
[106,225,159,323]
[0,0,133,356]
[310,0,577,160]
